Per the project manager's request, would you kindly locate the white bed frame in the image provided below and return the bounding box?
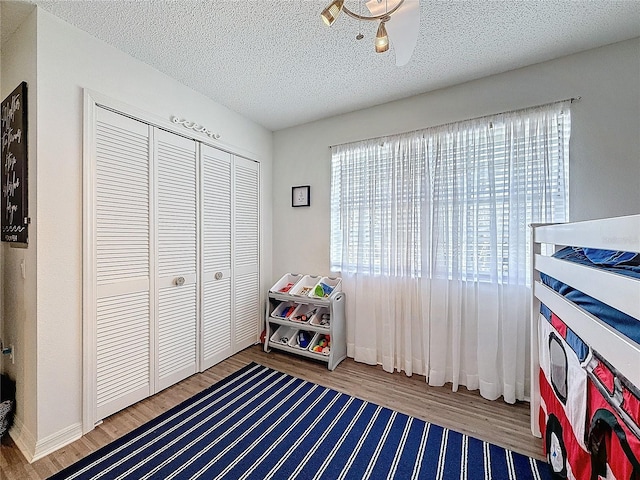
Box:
[530,214,640,436]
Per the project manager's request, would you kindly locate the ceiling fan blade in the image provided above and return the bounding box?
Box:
[366,0,420,66]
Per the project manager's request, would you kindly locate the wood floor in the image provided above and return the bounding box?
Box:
[0,345,545,478]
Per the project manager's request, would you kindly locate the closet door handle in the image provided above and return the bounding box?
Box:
[174,276,186,286]
[214,272,223,280]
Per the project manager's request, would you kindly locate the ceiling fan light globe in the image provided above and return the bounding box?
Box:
[375,21,389,52]
[375,39,389,53]
[321,0,344,26]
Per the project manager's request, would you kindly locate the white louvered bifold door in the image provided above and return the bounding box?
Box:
[94,107,151,420]
[233,157,260,351]
[200,145,233,370]
[155,129,198,391]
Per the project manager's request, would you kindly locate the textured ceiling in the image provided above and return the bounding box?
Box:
[2,0,640,131]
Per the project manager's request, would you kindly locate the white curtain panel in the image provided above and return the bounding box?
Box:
[332,102,570,403]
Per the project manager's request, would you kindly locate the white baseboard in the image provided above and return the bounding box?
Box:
[9,415,37,463]
[33,422,83,462]
[10,415,83,463]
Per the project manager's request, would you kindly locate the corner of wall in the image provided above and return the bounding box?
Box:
[9,414,81,464]
[32,423,83,463]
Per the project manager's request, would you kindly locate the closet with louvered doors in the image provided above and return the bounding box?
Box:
[88,105,260,426]
[201,144,260,370]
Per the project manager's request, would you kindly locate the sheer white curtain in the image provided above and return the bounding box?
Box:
[331,102,570,403]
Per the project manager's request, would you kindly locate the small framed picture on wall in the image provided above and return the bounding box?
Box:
[292,185,310,207]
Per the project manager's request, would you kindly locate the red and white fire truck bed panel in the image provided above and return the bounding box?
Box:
[530,215,640,479]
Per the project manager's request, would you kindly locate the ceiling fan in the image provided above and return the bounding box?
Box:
[321,0,420,66]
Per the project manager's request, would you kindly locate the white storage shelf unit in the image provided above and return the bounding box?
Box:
[264,274,346,370]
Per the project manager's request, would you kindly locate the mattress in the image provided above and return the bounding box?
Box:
[539,246,640,345]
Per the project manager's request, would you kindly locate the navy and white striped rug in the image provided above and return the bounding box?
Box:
[51,363,551,479]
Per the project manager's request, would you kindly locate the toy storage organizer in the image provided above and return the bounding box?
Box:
[264,274,346,370]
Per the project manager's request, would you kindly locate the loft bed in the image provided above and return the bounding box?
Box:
[530,214,640,479]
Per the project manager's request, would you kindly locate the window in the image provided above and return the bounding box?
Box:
[549,334,568,404]
[330,102,570,285]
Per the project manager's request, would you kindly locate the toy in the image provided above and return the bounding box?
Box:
[278,282,294,293]
[293,308,316,323]
[310,335,331,354]
[297,331,311,348]
[313,282,334,298]
[279,305,295,318]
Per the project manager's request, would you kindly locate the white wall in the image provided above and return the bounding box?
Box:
[272,38,640,279]
[1,7,38,450]
[3,7,274,460]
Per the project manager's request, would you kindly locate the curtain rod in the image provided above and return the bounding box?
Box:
[328,96,580,149]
